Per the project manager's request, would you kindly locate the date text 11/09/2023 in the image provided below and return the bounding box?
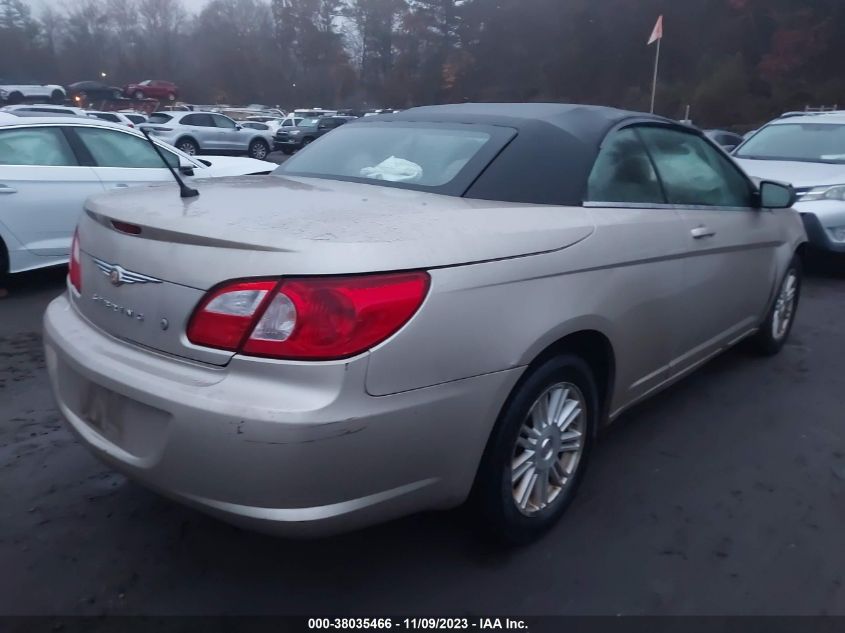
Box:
[307,618,529,630]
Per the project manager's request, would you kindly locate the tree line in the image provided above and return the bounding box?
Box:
[1,0,843,128]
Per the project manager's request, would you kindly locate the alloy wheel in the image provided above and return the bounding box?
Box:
[772,269,798,341]
[511,382,586,516]
[251,142,268,160]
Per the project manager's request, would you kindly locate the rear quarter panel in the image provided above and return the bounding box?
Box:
[365,205,690,421]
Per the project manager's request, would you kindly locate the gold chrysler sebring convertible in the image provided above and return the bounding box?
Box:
[44,104,806,543]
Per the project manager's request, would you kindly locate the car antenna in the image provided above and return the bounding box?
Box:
[139,128,199,198]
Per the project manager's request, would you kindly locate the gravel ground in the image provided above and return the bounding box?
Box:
[1,260,844,616]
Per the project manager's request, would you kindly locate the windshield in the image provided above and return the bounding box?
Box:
[298,117,320,127]
[735,123,845,164]
[277,123,493,188]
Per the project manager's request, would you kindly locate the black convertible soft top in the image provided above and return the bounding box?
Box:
[360,103,684,205]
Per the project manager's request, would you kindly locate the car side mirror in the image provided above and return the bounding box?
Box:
[235,124,242,130]
[756,181,796,209]
[178,158,195,176]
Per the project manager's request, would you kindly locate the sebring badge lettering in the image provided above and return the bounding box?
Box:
[91,294,145,322]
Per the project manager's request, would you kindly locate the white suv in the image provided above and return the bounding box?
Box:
[733,112,845,255]
[0,81,66,105]
[140,111,273,160]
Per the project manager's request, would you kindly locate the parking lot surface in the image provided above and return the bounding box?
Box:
[2,263,844,616]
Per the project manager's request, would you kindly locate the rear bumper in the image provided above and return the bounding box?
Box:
[43,293,520,536]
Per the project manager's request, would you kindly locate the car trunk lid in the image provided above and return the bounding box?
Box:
[74,175,594,365]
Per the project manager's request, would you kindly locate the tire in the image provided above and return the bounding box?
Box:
[302,137,314,147]
[749,255,802,356]
[50,89,65,104]
[133,90,145,100]
[7,91,23,105]
[281,148,294,155]
[176,138,199,156]
[0,236,8,279]
[248,139,269,160]
[474,354,598,545]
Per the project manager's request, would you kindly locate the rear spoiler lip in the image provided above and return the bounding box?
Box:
[84,207,291,253]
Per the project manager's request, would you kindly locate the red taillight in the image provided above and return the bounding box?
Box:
[187,280,278,351]
[69,228,82,293]
[187,272,430,360]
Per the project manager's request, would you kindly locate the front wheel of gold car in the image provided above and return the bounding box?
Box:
[750,255,802,356]
[474,354,598,545]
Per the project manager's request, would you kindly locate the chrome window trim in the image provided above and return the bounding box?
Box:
[583,201,757,212]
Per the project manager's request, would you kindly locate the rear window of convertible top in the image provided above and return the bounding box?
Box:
[275,122,506,192]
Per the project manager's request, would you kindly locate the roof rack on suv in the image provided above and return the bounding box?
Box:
[778,105,842,119]
[804,105,839,112]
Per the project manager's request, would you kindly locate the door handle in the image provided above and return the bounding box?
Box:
[691,226,716,239]
[0,185,17,194]
[112,183,130,189]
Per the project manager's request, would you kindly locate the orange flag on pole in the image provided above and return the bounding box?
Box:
[648,15,664,45]
[648,16,663,113]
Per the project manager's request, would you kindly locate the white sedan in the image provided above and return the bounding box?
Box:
[0,115,273,276]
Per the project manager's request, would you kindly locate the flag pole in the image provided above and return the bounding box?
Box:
[650,35,661,114]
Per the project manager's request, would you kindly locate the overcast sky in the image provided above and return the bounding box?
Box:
[24,0,211,15]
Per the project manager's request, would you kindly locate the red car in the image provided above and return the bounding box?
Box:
[123,79,179,101]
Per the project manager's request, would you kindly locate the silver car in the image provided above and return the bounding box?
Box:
[140,111,273,160]
[238,120,277,147]
[44,104,806,542]
[733,112,845,255]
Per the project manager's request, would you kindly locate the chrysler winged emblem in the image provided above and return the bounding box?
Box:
[93,258,162,287]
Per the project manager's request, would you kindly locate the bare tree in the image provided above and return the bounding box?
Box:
[0,0,43,77]
[193,0,278,103]
[271,0,352,105]
[346,0,406,104]
[107,0,142,79]
[62,0,115,80]
[137,0,188,77]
